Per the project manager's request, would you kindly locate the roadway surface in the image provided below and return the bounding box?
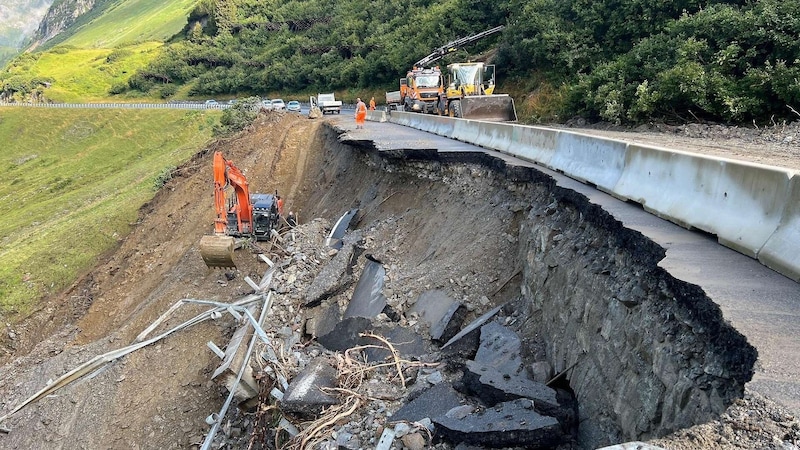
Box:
[329,114,800,416]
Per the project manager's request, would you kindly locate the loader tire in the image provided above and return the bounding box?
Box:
[451,100,462,118]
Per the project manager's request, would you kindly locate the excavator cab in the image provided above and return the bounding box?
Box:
[251,194,279,239]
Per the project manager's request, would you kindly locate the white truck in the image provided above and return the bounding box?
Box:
[316,93,342,115]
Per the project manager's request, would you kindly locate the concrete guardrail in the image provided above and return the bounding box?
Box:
[383,111,800,281]
[760,174,800,281]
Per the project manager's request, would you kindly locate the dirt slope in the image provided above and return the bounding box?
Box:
[0,112,322,449]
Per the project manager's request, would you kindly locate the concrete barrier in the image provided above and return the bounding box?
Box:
[470,121,515,153]
[614,144,794,258]
[388,111,455,138]
[759,174,800,281]
[549,132,628,193]
[366,110,387,122]
[511,125,560,167]
[386,111,800,278]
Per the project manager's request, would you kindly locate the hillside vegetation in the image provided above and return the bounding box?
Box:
[41,0,199,49]
[2,42,163,102]
[0,107,219,314]
[121,0,799,125]
[2,0,799,122]
[0,0,199,102]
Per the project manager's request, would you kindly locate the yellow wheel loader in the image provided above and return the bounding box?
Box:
[440,62,517,122]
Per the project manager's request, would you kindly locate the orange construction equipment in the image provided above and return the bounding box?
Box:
[388,26,516,121]
[199,151,281,268]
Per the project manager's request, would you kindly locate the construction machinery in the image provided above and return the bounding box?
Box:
[440,61,517,121]
[391,26,517,121]
[199,151,280,268]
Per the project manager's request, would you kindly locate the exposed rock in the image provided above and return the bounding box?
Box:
[401,431,427,450]
[530,361,554,384]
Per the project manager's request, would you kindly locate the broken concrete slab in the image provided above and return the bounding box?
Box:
[304,235,359,307]
[316,316,372,352]
[325,208,358,249]
[474,321,525,377]
[462,360,558,409]
[433,398,563,448]
[306,302,341,340]
[280,358,339,419]
[363,325,427,363]
[409,290,466,343]
[441,305,503,357]
[389,382,465,424]
[462,360,577,432]
[344,256,386,319]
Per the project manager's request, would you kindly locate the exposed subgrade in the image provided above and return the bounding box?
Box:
[327,123,757,448]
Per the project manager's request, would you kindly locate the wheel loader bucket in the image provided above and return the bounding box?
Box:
[200,235,237,268]
[460,95,518,122]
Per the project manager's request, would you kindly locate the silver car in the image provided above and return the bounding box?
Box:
[261,99,273,111]
[287,100,301,112]
[271,99,286,110]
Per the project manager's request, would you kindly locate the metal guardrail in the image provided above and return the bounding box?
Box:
[0,101,231,110]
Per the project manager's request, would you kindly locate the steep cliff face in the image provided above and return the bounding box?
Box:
[0,0,54,48]
[29,0,96,48]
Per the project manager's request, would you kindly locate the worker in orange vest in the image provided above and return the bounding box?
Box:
[369,97,376,110]
[355,98,367,129]
[276,195,284,215]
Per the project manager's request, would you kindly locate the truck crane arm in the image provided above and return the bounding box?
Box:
[414,26,504,67]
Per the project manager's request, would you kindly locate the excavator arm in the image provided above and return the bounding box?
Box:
[201,151,255,268]
[213,152,254,235]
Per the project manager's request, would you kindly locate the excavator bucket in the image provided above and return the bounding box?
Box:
[460,95,518,122]
[200,235,237,268]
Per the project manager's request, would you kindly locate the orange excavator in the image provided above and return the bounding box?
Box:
[199,151,281,268]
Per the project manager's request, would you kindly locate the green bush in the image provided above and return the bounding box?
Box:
[153,166,176,190]
[157,83,179,98]
[213,96,261,136]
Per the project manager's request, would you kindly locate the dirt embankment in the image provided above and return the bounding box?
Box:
[0,113,798,449]
[0,112,323,449]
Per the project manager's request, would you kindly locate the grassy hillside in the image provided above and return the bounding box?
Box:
[47,0,199,49]
[0,107,220,314]
[0,0,200,102]
[2,42,164,102]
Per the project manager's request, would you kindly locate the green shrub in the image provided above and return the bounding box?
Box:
[153,166,176,190]
[213,96,261,136]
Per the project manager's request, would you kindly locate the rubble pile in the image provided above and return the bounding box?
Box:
[206,214,578,449]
